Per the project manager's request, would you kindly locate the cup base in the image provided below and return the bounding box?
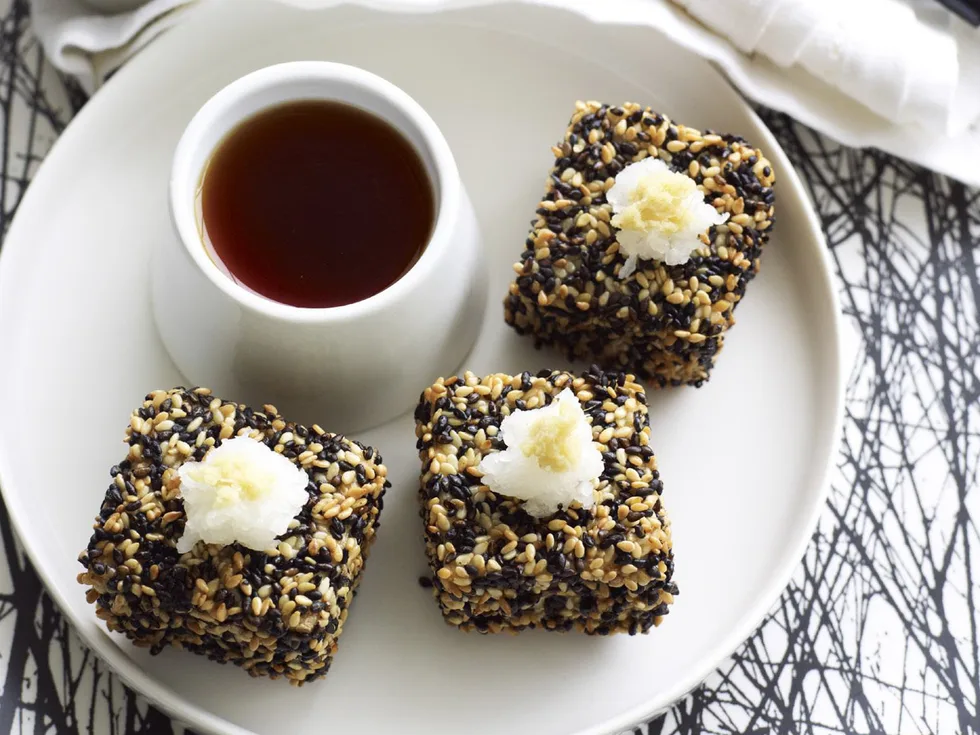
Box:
[152,188,486,435]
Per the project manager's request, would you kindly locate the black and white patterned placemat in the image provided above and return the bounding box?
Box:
[0,1,977,732]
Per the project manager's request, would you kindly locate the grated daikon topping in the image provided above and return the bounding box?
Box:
[608,157,728,276]
[176,435,309,553]
[477,389,604,517]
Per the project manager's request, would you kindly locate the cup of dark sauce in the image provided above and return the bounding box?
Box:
[152,62,485,432]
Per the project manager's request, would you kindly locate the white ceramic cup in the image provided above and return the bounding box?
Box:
[152,61,486,433]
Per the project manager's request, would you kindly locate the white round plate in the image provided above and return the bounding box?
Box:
[0,1,843,733]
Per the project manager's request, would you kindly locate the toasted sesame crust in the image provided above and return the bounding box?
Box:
[76,387,389,684]
[415,367,677,635]
[504,101,776,387]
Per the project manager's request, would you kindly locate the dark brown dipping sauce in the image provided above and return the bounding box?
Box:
[200,100,435,308]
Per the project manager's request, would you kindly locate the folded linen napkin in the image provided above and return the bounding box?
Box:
[30,0,195,93]
[28,0,980,185]
[655,0,980,184]
[672,0,976,133]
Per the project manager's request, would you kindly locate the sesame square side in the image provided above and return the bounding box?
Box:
[414,368,677,634]
[77,387,389,684]
[504,101,776,387]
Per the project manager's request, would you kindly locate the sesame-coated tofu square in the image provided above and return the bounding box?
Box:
[76,387,389,685]
[414,368,677,635]
[504,101,776,387]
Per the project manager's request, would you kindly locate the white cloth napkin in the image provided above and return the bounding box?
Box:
[672,0,980,134]
[27,0,980,185]
[662,0,980,184]
[30,0,195,92]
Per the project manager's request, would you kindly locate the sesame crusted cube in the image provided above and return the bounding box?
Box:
[504,101,776,387]
[77,388,389,684]
[414,368,677,634]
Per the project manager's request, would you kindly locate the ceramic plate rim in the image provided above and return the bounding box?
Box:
[0,2,844,733]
